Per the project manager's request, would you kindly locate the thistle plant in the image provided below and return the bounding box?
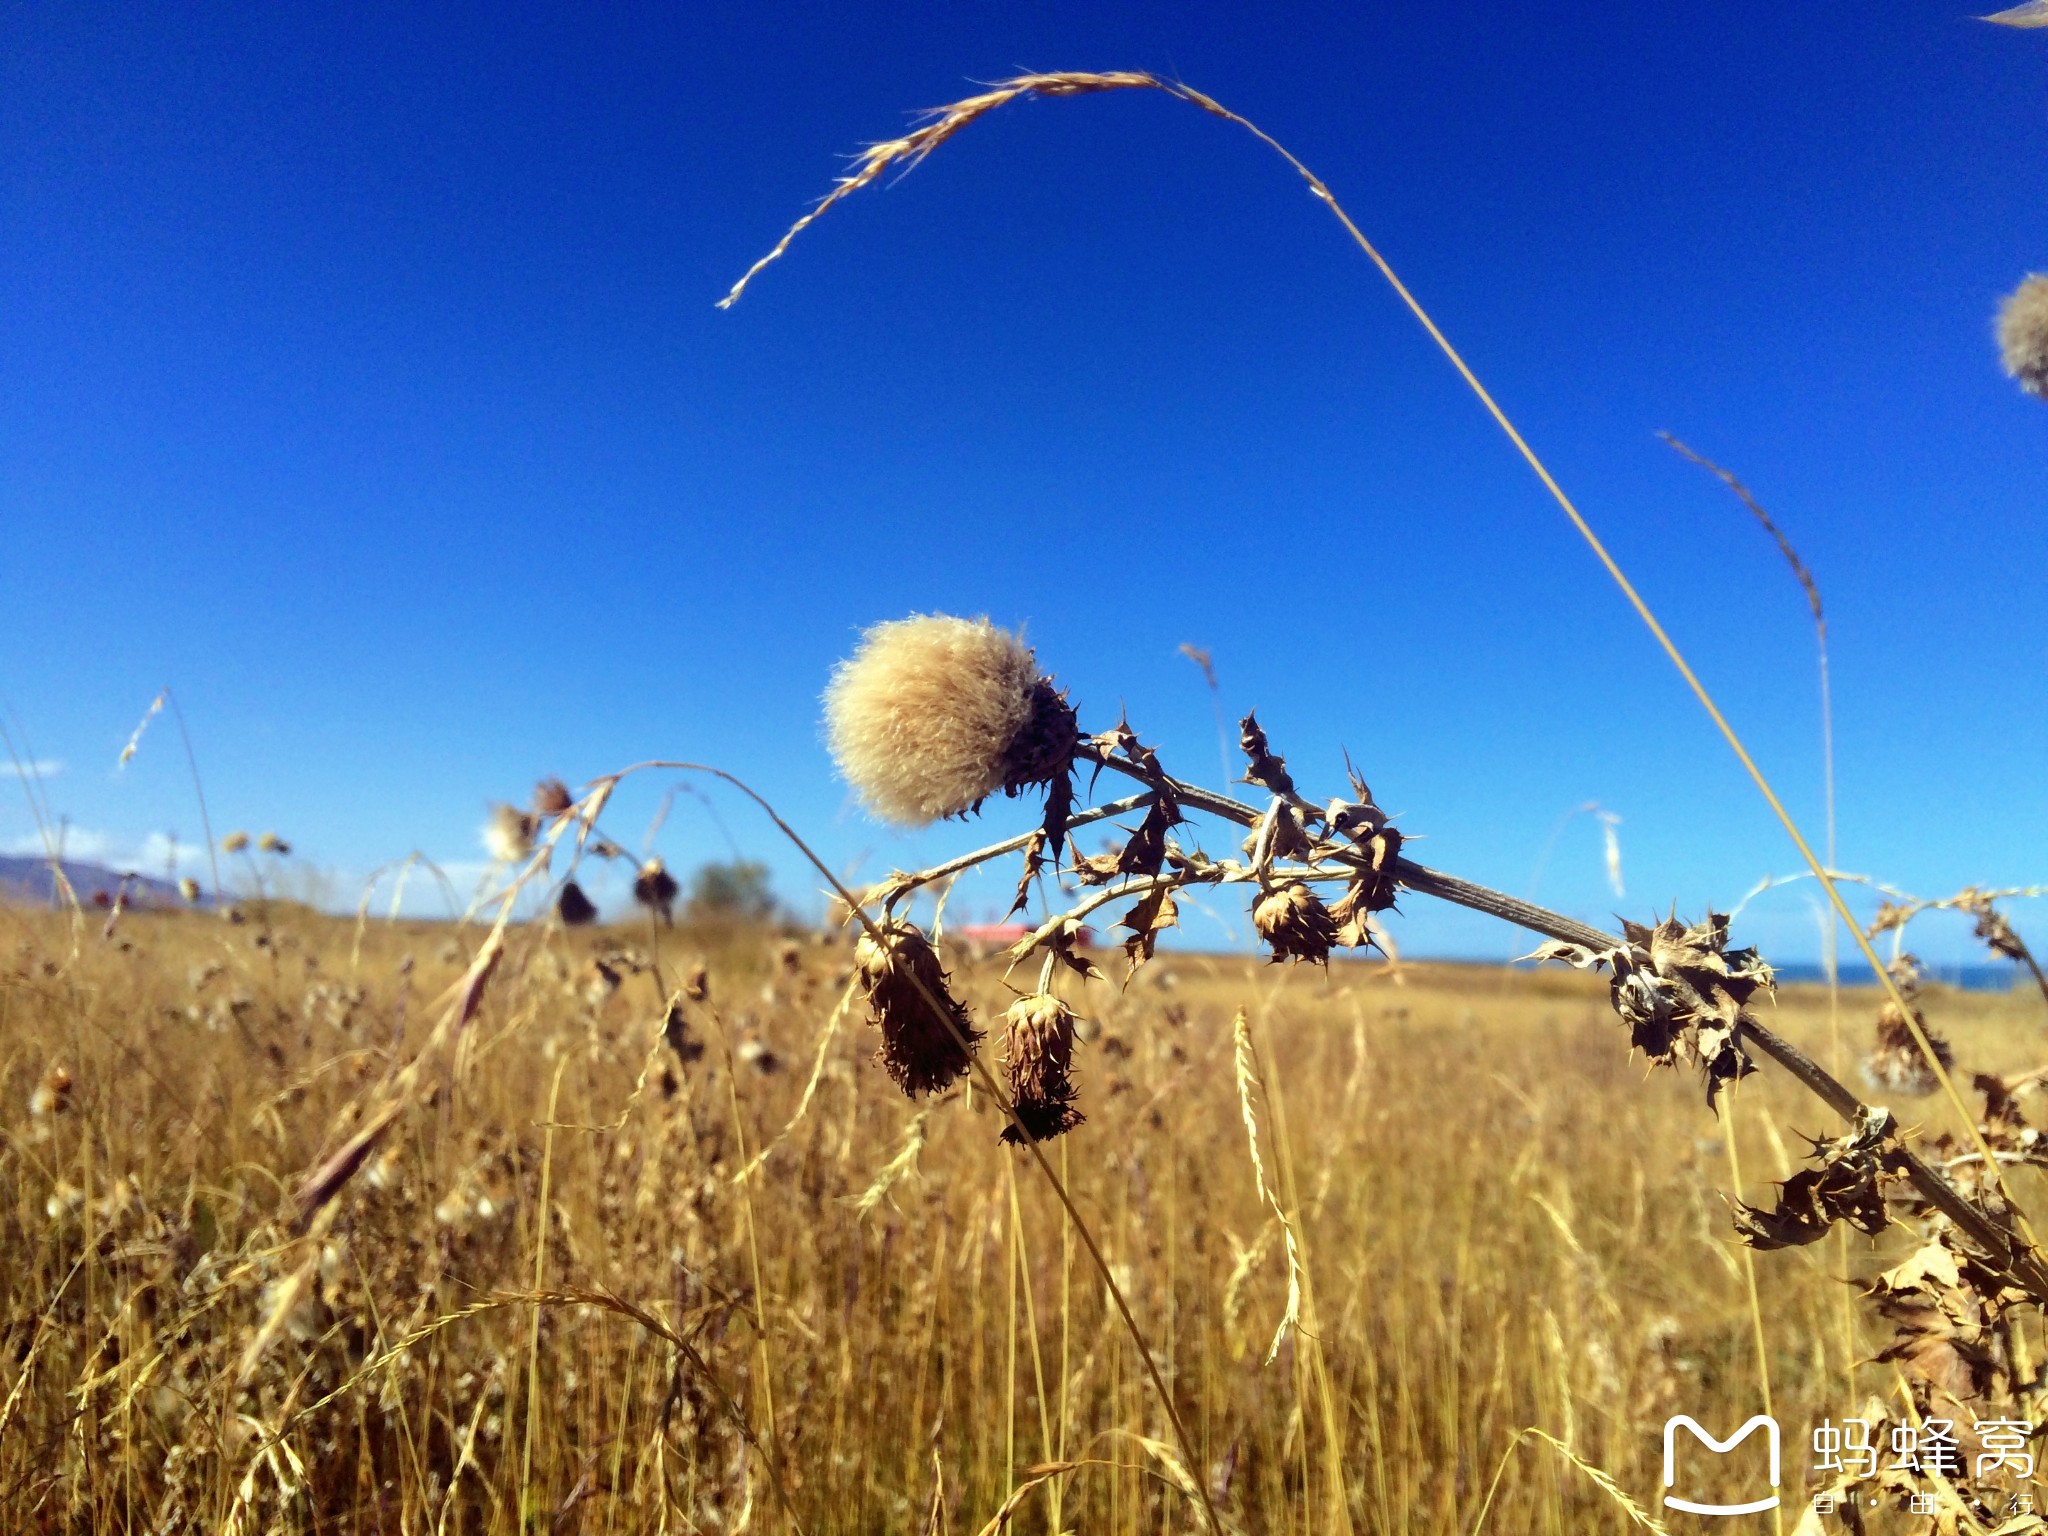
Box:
[813,611,2048,1526]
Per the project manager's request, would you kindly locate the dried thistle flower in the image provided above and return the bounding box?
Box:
[483,804,536,863]
[1253,881,1337,964]
[825,614,1077,826]
[633,858,678,923]
[999,993,1084,1144]
[1862,991,1954,1098]
[1997,274,2048,399]
[533,777,574,817]
[256,832,290,855]
[557,881,598,927]
[1529,912,1769,1104]
[853,918,982,1096]
[220,830,251,855]
[28,1064,71,1119]
[1734,1108,1895,1249]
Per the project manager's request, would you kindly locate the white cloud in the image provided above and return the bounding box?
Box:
[3,828,209,873]
[0,759,63,781]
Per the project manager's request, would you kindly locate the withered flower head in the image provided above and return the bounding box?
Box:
[256,831,290,855]
[483,805,536,863]
[999,992,1084,1144]
[221,830,251,855]
[177,876,201,904]
[1862,998,1954,1098]
[1253,881,1337,964]
[825,614,1077,826]
[633,858,679,922]
[1997,273,2048,400]
[557,881,598,926]
[533,777,575,817]
[28,1064,71,1119]
[853,917,982,1096]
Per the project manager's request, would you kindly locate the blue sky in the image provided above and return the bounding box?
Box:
[2,3,2042,963]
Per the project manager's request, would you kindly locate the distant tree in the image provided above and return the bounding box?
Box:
[683,860,778,924]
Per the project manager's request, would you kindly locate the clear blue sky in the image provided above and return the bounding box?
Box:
[3,4,2043,963]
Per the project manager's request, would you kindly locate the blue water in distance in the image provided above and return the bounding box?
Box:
[1768,962,2022,994]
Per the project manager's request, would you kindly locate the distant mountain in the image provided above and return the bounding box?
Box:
[0,855,204,908]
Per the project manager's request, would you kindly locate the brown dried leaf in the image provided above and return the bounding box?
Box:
[1116,794,1183,881]
[1070,844,1126,887]
[1733,1114,1894,1250]
[1006,916,1103,983]
[1118,886,1179,978]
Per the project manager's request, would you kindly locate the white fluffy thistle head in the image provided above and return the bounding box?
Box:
[1997,274,2048,400]
[825,614,1053,827]
[483,803,536,864]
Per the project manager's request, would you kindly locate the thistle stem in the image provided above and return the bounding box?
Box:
[1075,746,2048,1296]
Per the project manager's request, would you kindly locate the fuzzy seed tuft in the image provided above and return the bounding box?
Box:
[825,615,1071,827]
[1998,274,2048,399]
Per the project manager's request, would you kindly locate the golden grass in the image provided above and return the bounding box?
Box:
[6,904,2043,1532]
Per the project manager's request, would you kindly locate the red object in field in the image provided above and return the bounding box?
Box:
[956,923,1097,947]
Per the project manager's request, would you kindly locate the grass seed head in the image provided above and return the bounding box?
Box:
[853,918,982,1096]
[1254,881,1337,964]
[483,805,536,863]
[220,830,251,854]
[1997,274,2048,399]
[177,876,201,903]
[257,831,290,855]
[825,614,1073,826]
[999,992,1084,1144]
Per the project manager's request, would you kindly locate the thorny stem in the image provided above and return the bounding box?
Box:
[1074,748,2048,1300]
[876,790,1158,899]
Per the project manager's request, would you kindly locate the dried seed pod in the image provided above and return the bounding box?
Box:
[1969,905,2027,964]
[220,830,251,855]
[177,876,201,903]
[28,1064,71,1119]
[533,777,574,817]
[999,993,1084,1144]
[1733,1108,1895,1249]
[256,831,290,855]
[556,881,598,927]
[1861,996,1954,1098]
[633,858,679,923]
[853,918,982,1096]
[483,805,536,863]
[1253,882,1337,965]
[1997,273,2048,400]
[825,614,1076,826]
[1529,912,1769,1104]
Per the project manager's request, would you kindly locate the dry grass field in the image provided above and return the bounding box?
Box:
[5,899,2041,1534]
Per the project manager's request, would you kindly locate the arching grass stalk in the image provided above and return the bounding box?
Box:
[718,68,2036,1254]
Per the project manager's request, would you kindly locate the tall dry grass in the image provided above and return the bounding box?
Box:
[9,904,2039,1532]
